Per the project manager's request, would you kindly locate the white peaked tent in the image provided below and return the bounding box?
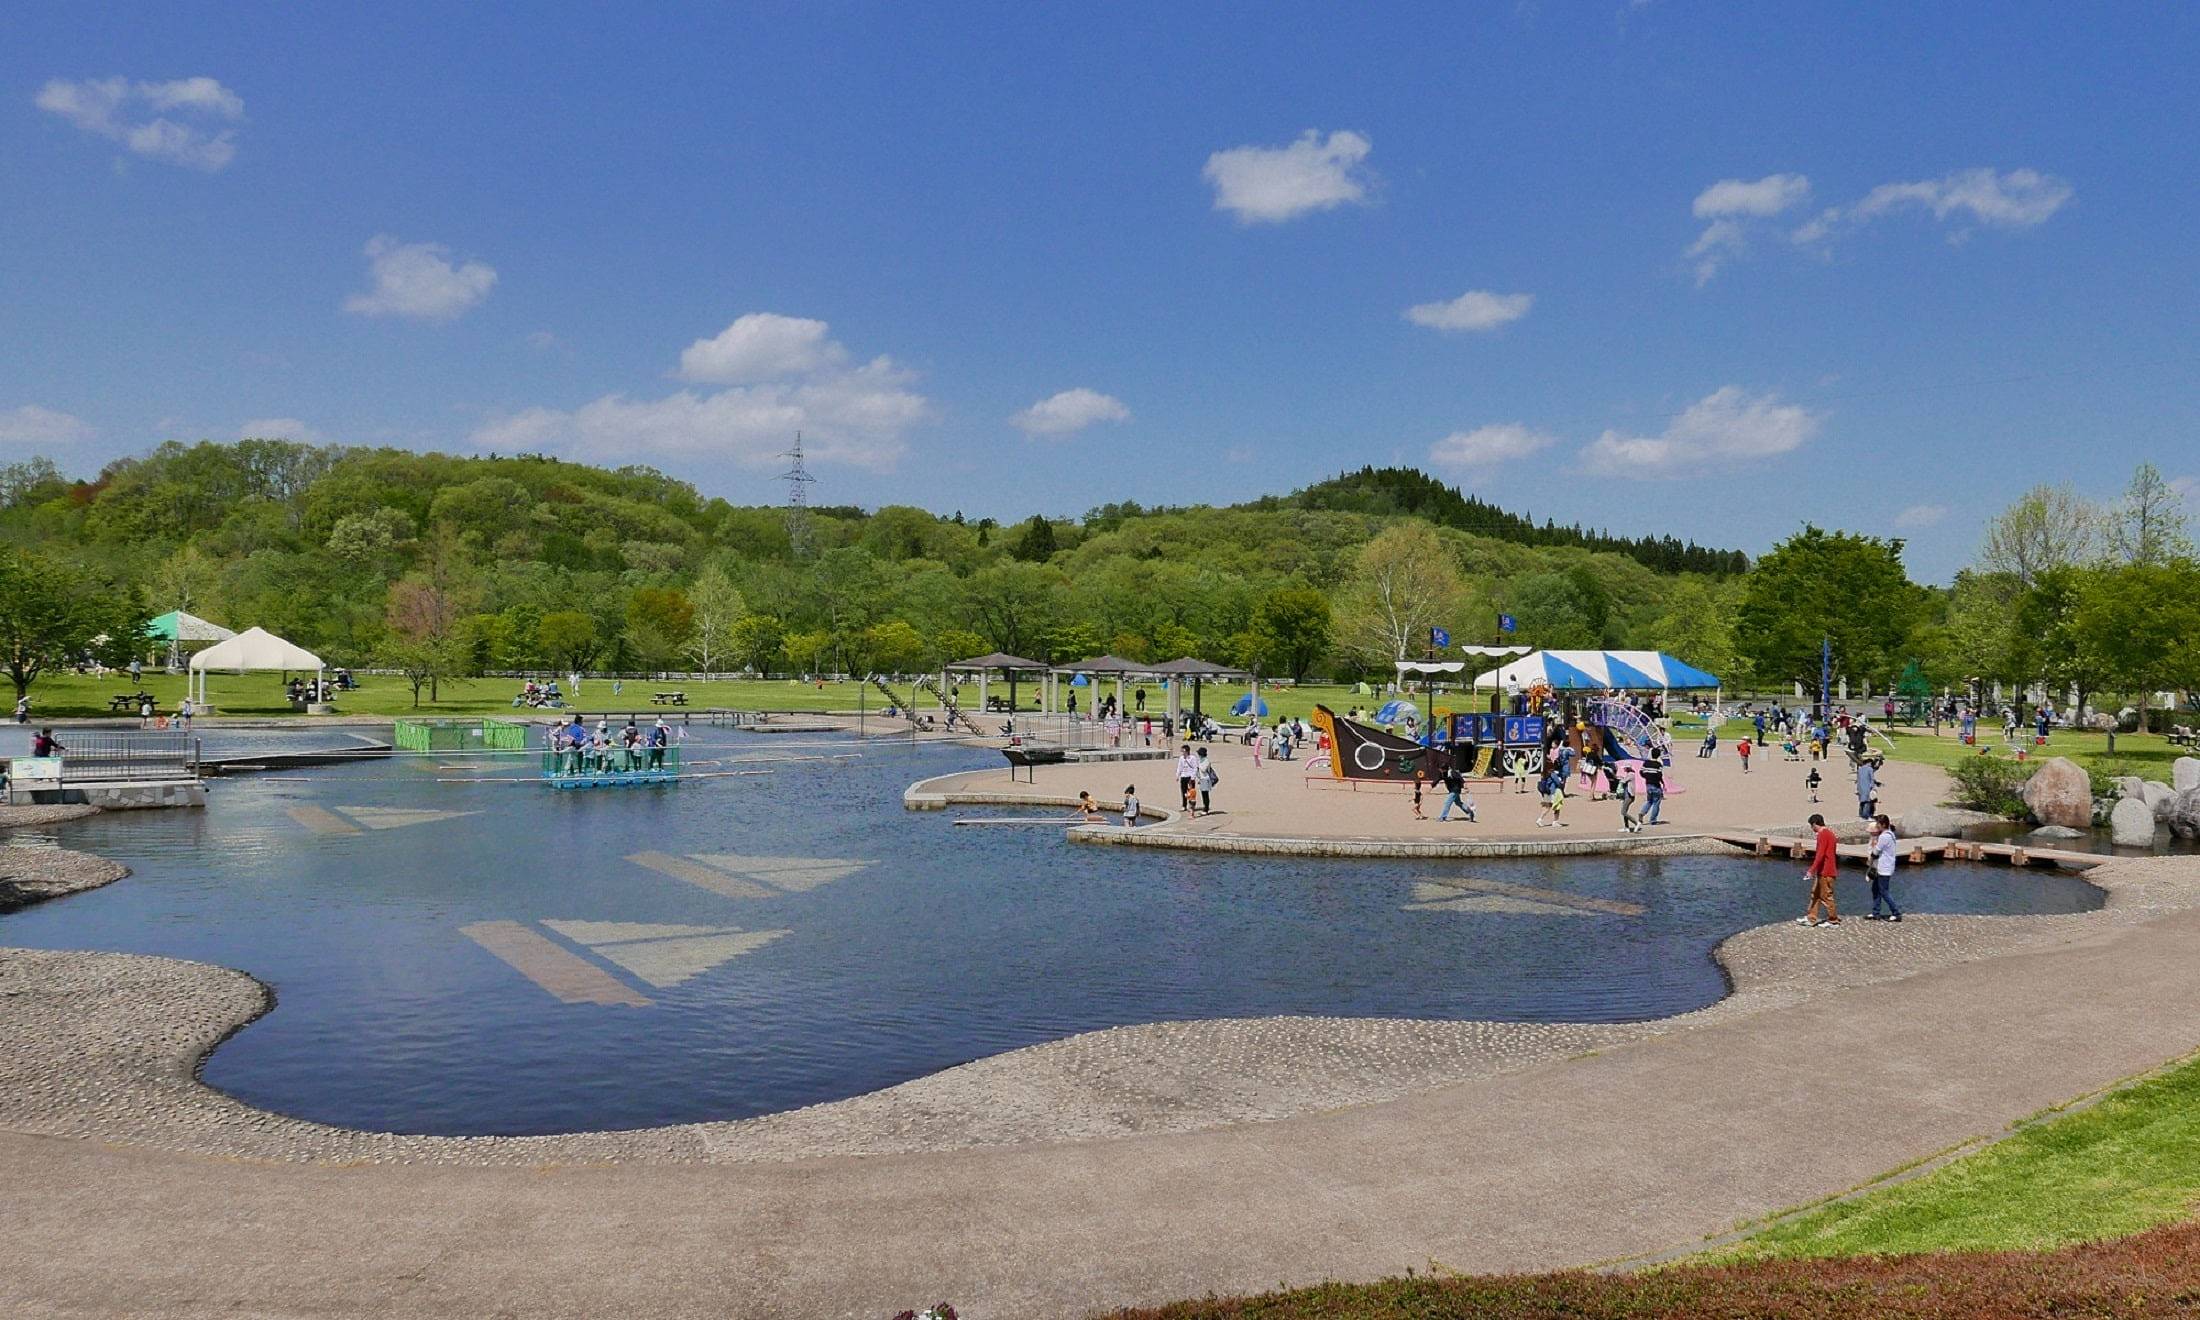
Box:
[186,627,326,706]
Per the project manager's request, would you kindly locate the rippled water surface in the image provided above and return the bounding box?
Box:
[1,729,2104,1135]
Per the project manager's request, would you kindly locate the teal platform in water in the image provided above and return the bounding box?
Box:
[540,744,682,789]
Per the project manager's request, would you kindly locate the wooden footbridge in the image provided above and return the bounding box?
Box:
[1704,830,2105,871]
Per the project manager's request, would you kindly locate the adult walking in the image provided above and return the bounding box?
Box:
[1439,760,1474,822]
[1639,756,1665,826]
[1856,755,1878,822]
[1798,812,1842,927]
[1866,813,1904,922]
[1195,747,1219,816]
[1615,760,1640,833]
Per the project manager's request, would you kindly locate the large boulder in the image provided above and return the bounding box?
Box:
[2168,787,2200,841]
[2144,781,2176,818]
[2110,797,2157,848]
[2114,775,2147,801]
[2020,756,2093,830]
[2175,757,2200,793]
[2029,824,2084,839]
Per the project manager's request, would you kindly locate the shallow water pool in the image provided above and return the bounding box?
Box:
[1,730,2104,1135]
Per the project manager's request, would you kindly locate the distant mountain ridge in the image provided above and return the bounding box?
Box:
[1240,466,1750,575]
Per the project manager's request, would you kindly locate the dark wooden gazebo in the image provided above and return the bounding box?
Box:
[942,651,1048,714]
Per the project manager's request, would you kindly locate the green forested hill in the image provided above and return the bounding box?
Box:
[0,440,1749,686]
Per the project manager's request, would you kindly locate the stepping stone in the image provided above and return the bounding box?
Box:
[689,854,872,893]
[287,804,360,835]
[1407,877,1647,917]
[460,921,650,1007]
[542,919,787,988]
[1404,891,1598,917]
[334,806,479,830]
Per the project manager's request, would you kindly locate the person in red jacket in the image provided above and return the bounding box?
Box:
[1797,812,1842,927]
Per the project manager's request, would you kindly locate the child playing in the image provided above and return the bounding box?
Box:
[1736,736,1753,774]
[1535,767,1569,827]
[1805,766,1822,802]
[1781,735,1801,762]
[1121,785,1140,826]
[1411,770,1427,820]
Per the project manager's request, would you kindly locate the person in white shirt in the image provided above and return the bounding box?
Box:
[1175,745,1199,814]
[1867,813,1904,922]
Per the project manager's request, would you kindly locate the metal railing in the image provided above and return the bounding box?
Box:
[540,743,682,778]
[55,730,200,783]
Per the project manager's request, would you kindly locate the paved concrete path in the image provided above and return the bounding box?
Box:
[5,907,2197,1320]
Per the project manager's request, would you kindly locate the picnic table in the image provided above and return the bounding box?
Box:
[650,691,688,706]
[109,692,155,712]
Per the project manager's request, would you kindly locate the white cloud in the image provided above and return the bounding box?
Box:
[526,330,562,352]
[1580,386,1821,477]
[238,417,325,445]
[1692,166,2069,280]
[1428,423,1557,469]
[0,405,95,449]
[1692,173,1810,219]
[1010,388,1131,437]
[36,76,243,171]
[1894,503,1949,529]
[1404,290,1534,333]
[677,313,846,384]
[473,322,928,473]
[343,235,497,321]
[1203,130,1374,224]
[1849,167,2072,229]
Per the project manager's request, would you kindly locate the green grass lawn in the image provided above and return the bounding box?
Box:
[17,671,906,720]
[1707,1049,2200,1260]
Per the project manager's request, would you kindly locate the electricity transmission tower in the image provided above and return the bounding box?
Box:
[780,431,817,559]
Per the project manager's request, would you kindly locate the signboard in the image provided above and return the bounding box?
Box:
[1501,715,1545,746]
[1429,626,1450,649]
[10,756,61,783]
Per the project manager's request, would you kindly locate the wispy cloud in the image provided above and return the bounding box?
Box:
[36,76,243,171]
[1204,130,1374,224]
[1011,388,1130,437]
[1428,423,1557,469]
[1580,386,1820,477]
[1690,167,2072,281]
[0,404,96,449]
[343,236,497,321]
[1404,290,1534,333]
[1894,503,1949,529]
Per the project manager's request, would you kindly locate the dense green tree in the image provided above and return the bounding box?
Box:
[0,549,145,702]
[537,610,600,672]
[1252,586,1332,682]
[1335,522,1467,665]
[1011,514,1059,562]
[1736,527,1925,695]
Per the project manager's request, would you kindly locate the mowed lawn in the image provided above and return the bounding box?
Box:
[1709,1048,2200,1260]
[17,671,897,720]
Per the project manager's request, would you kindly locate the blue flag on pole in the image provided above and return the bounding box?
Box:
[1430,626,1450,649]
[1497,614,1517,633]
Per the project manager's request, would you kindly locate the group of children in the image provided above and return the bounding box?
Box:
[547,715,674,775]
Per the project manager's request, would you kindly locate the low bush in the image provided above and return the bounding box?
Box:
[1947,755,2037,818]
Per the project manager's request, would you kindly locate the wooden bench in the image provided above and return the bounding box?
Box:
[650,692,688,706]
[1001,744,1068,783]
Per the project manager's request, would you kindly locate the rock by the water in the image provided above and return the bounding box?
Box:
[2168,787,2200,841]
[2144,781,2175,817]
[2110,797,2157,848]
[2021,756,2093,830]
[2029,824,2084,839]
[2175,757,2200,793]
[2115,775,2147,801]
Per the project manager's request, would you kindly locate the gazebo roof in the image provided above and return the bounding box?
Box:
[187,626,325,672]
[1148,656,1248,678]
[945,651,1048,671]
[1052,653,1147,674]
[147,609,236,644]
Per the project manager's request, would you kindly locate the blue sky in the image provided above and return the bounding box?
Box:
[5,2,2195,581]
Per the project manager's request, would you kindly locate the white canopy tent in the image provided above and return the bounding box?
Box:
[186,627,326,707]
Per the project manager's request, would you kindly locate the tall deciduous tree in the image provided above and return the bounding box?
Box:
[2073,560,2200,747]
[1736,527,1925,695]
[536,610,600,673]
[682,563,744,675]
[2105,463,2193,566]
[1978,485,2103,586]
[1336,522,1466,664]
[625,586,695,669]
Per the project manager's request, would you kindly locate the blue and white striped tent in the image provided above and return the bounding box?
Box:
[1470,649,1719,692]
